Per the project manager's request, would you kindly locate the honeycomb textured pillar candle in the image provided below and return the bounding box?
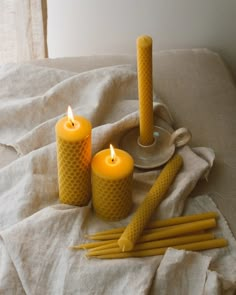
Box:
[118,154,183,252]
[137,35,154,146]
[92,145,134,221]
[56,106,92,206]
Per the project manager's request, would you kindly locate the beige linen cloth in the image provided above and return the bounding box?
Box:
[0,64,235,294]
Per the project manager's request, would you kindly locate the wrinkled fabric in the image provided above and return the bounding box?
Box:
[0,64,235,294]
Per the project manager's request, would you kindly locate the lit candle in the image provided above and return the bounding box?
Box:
[137,35,154,146]
[91,145,134,221]
[55,106,92,206]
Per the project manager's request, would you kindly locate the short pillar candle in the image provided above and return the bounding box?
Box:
[91,145,134,221]
[137,35,154,146]
[55,106,92,206]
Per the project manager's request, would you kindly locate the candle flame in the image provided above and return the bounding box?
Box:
[67,105,75,126]
[110,144,116,162]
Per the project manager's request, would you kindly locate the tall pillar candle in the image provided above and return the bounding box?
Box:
[118,154,183,252]
[55,106,92,206]
[137,35,154,146]
[92,145,134,221]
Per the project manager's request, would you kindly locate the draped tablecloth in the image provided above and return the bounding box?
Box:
[0,63,235,294]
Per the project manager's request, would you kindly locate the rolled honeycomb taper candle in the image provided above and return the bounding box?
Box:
[137,35,154,146]
[118,154,183,252]
[56,106,92,206]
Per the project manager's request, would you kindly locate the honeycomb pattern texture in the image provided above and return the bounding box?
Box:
[118,154,183,251]
[56,135,91,206]
[92,172,133,221]
[137,35,154,146]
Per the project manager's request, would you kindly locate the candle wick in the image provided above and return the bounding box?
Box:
[70,120,75,127]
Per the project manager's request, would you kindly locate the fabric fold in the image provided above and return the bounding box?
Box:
[151,247,212,295]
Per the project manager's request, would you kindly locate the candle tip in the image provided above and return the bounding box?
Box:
[85,254,94,260]
[68,245,79,251]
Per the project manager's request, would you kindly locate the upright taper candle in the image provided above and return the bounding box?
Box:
[137,35,154,146]
[56,106,92,206]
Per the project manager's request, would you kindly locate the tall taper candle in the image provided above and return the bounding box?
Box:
[56,106,92,206]
[137,35,154,146]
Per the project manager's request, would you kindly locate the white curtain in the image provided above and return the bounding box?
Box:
[0,0,48,63]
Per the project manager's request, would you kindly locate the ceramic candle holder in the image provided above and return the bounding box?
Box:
[120,126,191,169]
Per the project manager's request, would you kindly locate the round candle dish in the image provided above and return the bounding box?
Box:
[120,126,191,169]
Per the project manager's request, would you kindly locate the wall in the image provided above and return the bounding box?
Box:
[47,0,236,77]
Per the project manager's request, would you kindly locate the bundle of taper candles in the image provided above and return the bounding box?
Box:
[71,211,228,259]
[70,154,228,258]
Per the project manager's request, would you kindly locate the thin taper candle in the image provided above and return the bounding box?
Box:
[89,238,228,259]
[87,211,218,237]
[88,233,215,256]
[70,240,116,250]
[87,218,216,249]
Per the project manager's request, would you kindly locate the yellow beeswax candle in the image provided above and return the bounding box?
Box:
[137,35,154,146]
[70,240,116,250]
[87,232,214,254]
[87,224,207,241]
[139,218,216,243]
[87,224,182,241]
[91,238,228,259]
[56,106,92,206]
[91,145,134,221]
[87,233,215,256]
[87,211,218,237]
[87,218,216,250]
[118,154,183,251]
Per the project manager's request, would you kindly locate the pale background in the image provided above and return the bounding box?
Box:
[47,0,236,77]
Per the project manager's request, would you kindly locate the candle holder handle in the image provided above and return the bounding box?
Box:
[169,127,192,148]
